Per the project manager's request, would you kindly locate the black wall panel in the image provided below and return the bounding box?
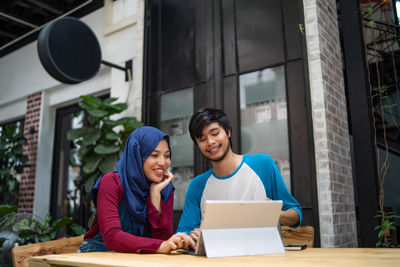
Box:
[282,0,304,61]
[161,0,195,91]
[235,0,284,72]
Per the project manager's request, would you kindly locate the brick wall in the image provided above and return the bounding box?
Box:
[18,92,42,213]
[303,0,358,247]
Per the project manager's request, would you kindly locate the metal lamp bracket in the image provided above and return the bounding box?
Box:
[101,59,132,82]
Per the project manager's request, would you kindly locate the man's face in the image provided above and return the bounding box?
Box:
[196,122,231,162]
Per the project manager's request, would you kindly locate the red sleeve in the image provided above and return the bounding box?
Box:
[96,173,164,253]
[84,215,99,240]
[147,190,174,240]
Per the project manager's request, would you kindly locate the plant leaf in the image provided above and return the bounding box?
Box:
[369,21,375,28]
[103,119,119,127]
[67,128,87,140]
[86,106,109,118]
[378,229,385,238]
[94,144,120,154]
[78,145,91,158]
[103,97,119,105]
[87,115,99,125]
[80,95,102,107]
[99,154,118,173]
[105,132,121,141]
[17,230,37,240]
[0,211,16,231]
[83,155,103,174]
[38,233,53,242]
[85,173,99,193]
[78,101,97,111]
[43,213,52,226]
[108,103,128,112]
[51,217,72,231]
[13,218,34,233]
[71,223,86,236]
[88,212,95,228]
[81,130,102,146]
[0,205,17,218]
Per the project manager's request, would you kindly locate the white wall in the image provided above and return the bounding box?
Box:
[0,0,145,219]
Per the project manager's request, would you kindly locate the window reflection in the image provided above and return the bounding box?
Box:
[160,88,194,210]
[53,106,90,234]
[67,111,84,218]
[239,66,291,190]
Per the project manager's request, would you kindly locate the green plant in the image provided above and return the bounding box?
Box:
[0,205,17,247]
[0,123,29,205]
[374,211,400,248]
[67,95,143,192]
[70,223,86,236]
[12,213,72,243]
[363,3,400,247]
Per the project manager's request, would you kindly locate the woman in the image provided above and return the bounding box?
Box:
[77,126,193,253]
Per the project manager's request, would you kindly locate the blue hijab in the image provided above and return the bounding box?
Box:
[91,126,174,236]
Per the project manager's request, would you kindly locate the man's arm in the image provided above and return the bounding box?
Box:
[265,196,300,226]
[280,209,299,226]
[270,161,303,227]
[256,155,303,227]
[176,176,207,235]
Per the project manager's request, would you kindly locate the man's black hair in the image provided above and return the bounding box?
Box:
[188,107,232,147]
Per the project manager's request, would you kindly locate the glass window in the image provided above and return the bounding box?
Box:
[160,88,194,210]
[395,0,400,25]
[66,111,84,220]
[0,118,25,205]
[52,107,89,232]
[239,65,291,190]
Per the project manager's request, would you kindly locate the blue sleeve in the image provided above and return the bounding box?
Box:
[176,171,210,234]
[247,154,303,227]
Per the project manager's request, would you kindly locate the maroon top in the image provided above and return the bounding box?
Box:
[84,172,173,253]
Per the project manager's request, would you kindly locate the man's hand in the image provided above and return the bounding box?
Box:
[189,228,201,250]
[156,233,195,254]
[265,197,299,226]
[279,209,299,226]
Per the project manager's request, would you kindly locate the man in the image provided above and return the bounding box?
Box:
[177,107,302,245]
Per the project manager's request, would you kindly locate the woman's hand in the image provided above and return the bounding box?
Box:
[150,171,174,213]
[150,170,174,194]
[156,233,195,254]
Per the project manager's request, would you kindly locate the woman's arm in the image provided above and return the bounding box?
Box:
[96,173,164,253]
[147,192,174,240]
[149,171,174,213]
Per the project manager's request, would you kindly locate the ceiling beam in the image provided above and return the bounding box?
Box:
[24,0,63,15]
[0,12,39,28]
[0,29,19,39]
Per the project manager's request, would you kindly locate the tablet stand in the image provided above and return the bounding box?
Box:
[201,227,284,258]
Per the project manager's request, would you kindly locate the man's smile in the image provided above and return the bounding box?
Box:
[207,145,221,154]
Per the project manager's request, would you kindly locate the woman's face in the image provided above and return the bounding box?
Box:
[143,139,171,183]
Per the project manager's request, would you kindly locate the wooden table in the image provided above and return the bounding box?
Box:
[29,248,400,267]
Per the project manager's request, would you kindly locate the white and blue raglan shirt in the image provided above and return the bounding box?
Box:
[176,154,303,234]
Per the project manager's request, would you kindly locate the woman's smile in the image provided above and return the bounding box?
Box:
[153,168,165,177]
